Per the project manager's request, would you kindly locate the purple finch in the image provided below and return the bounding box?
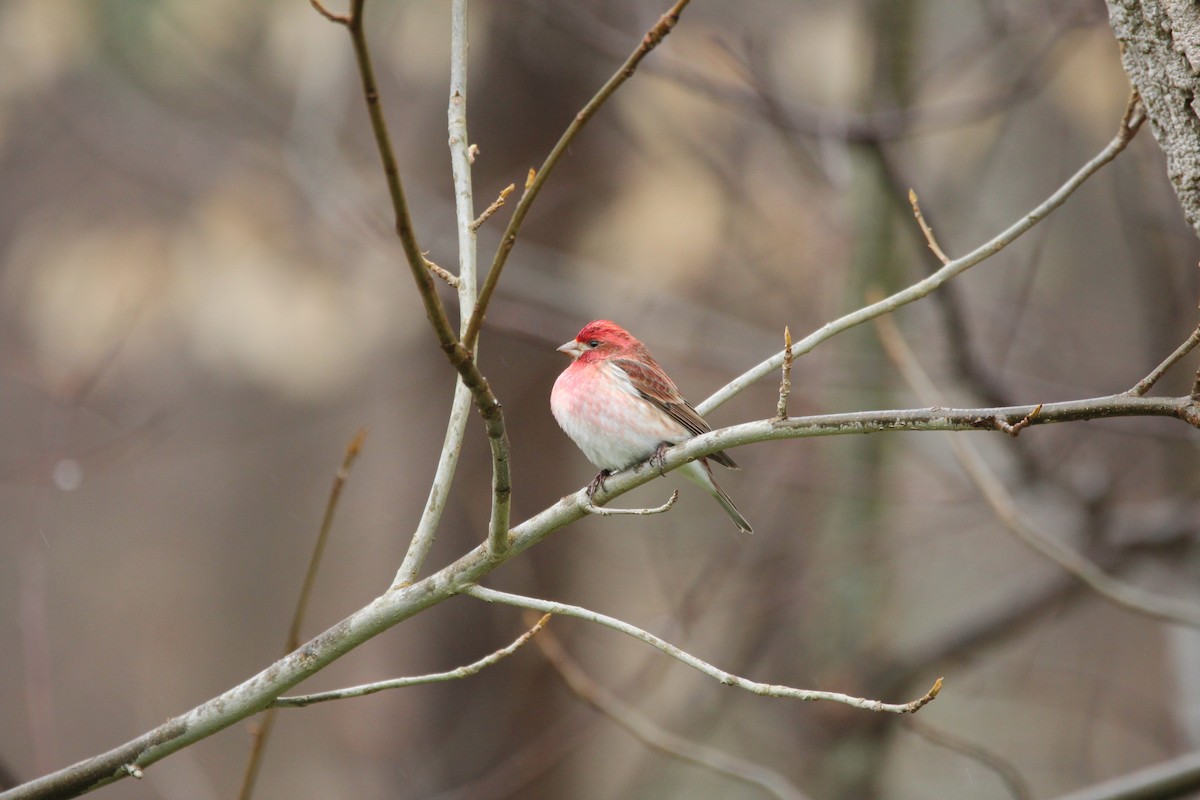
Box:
[551,320,752,533]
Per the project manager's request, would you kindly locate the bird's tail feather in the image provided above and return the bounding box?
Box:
[680,459,753,534]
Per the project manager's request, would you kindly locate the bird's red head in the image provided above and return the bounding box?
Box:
[556,320,642,361]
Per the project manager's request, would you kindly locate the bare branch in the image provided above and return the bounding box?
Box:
[463,584,942,714]
[7,389,1197,798]
[583,489,678,518]
[536,629,812,800]
[320,0,513,563]
[700,91,1145,416]
[397,0,496,586]
[274,615,550,707]
[1127,324,1200,396]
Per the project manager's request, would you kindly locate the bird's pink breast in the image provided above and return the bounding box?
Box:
[551,361,690,470]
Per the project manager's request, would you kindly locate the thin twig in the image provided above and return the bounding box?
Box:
[908,189,951,264]
[536,629,811,800]
[462,0,691,352]
[583,490,678,517]
[1127,324,1200,396]
[308,0,348,24]
[471,183,515,231]
[423,254,461,288]
[274,615,550,707]
[464,584,942,713]
[873,312,1200,629]
[237,428,367,800]
[775,326,793,420]
[699,91,1145,417]
[995,404,1040,437]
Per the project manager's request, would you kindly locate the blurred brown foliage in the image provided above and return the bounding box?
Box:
[1,1,1198,799]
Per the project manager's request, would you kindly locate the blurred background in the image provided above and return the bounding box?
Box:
[1,0,1199,798]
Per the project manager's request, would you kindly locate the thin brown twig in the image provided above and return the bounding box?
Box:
[995,404,1041,436]
[535,628,811,800]
[471,183,515,231]
[462,0,692,352]
[775,326,793,420]
[308,0,348,24]
[237,428,367,800]
[423,254,461,288]
[908,189,951,264]
[1127,324,1200,396]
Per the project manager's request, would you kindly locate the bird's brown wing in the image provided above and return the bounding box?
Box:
[613,357,740,470]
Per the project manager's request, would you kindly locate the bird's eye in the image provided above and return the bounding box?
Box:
[587,339,600,348]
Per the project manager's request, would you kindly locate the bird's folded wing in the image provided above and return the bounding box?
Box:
[612,357,740,470]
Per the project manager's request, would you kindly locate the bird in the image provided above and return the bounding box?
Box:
[550,320,752,533]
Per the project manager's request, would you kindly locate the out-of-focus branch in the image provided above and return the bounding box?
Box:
[237,430,366,800]
[699,93,1145,416]
[536,629,812,800]
[463,584,942,714]
[274,615,549,707]
[874,312,1200,628]
[903,719,1032,800]
[462,0,691,352]
[535,0,1084,146]
[1046,747,1200,800]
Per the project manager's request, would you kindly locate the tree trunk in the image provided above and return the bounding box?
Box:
[1108,0,1200,238]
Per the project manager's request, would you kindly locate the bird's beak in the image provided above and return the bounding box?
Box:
[556,340,584,359]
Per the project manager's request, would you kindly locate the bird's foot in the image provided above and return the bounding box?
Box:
[650,443,671,476]
[587,469,613,501]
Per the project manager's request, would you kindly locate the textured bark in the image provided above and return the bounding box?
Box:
[1107,0,1200,238]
